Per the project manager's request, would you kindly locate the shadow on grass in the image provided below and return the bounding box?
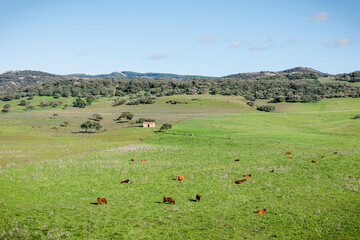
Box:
[188,199,197,202]
[72,131,96,134]
[154,201,163,204]
[90,202,99,205]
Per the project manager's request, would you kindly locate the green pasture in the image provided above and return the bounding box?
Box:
[0,97,359,239]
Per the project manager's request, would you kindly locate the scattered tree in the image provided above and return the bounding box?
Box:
[160,123,172,131]
[114,112,134,121]
[91,113,103,121]
[257,105,275,112]
[80,120,102,133]
[73,98,87,108]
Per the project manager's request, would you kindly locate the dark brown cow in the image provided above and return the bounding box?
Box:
[97,197,107,205]
[288,157,293,159]
[333,152,338,154]
[270,169,275,173]
[256,208,268,214]
[285,152,292,155]
[121,179,130,183]
[131,158,135,162]
[243,174,252,177]
[235,179,247,184]
[163,196,176,204]
[322,155,325,158]
[312,160,317,163]
[196,194,202,202]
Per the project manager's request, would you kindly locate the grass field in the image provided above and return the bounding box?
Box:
[0,96,359,239]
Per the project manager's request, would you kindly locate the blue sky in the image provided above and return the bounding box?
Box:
[0,0,359,76]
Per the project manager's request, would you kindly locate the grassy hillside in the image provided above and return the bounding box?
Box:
[0,97,359,239]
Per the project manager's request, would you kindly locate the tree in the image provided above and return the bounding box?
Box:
[1,104,11,113]
[246,101,254,107]
[114,112,134,121]
[80,120,102,133]
[86,96,95,105]
[113,98,126,106]
[73,98,87,108]
[19,99,30,106]
[91,113,103,121]
[160,123,172,131]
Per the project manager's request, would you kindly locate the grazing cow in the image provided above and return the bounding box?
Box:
[235,179,247,184]
[333,152,338,154]
[256,208,268,214]
[234,159,240,161]
[270,169,275,173]
[121,179,130,183]
[243,174,252,177]
[163,196,176,204]
[288,157,293,159]
[312,160,317,163]
[131,158,135,162]
[285,152,292,155]
[97,197,107,205]
[322,155,325,158]
[141,159,147,162]
[196,194,202,202]
[176,175,186,181]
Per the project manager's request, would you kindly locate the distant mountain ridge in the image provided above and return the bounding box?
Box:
[66,71,208,79]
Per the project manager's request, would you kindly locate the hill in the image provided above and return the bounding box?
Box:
[223,66,330,79]
[67,71,209,79]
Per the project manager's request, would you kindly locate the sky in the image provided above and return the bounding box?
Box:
[0,0,359,77]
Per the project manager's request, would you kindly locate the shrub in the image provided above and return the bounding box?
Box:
[355,114,360,119]
[73,98,87,108]
[91,113,103,121]
[257,105,275,112]
[246,101,254,107]
[136,118,156,124]
[113,98,127,106]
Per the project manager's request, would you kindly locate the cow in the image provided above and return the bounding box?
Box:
[163,196,175,204]
[333,152,338,154]
[256,208,268,214]
[243,174,252,177]
[322,155,325,158]
[285,152,292,155]
[176,175,186,181]
[235,179,246,184]
[131,158,135,162]
[234,159,240,161]
[141,159,147,162]
[312,160,317,163]
[196,194,202,202]
[121,179,130,183]
[270,169,275,173]
[97,197,107,205]
[288,157,292,159]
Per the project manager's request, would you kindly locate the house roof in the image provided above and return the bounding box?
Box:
[143,122,155,124]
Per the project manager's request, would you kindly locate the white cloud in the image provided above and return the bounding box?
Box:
[146,54,171,60]
[323,38,354,48]
[305,12,331,22]
[248,46,268,51]
[198,35,215,44]
[230,41,243,48]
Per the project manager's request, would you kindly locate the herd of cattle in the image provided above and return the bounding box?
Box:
[96,151,338,214]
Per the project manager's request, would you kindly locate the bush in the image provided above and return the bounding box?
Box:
[355,114,360,119]
[126,100,139,105]
[91,113,103,121]
[160,123,172,131]
[113,98,127,106]
[246,101,254,107]
[80,120,102,133]
[273,96,285,103]
[257,105,275,112]
[19,99,30,106]
[114,112,134,121]
[73,98,87,108]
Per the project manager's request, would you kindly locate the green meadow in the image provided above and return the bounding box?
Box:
[0,96,359,239]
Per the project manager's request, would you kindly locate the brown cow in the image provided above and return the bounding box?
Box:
[163,196,175,204]
[256,208,268,214]
[131,158,135,162]
[176,175,186,181]
[121,179,130,183]
[288,157,293,159]
[285,152,292,155]
[97,197,107,205]
[234,159,240,161]
[141,159,147,162]
[196,194,202,202]
[243,174,252,177]
[333,152,338,154]
[322,155,325,158]
[235,179,247,184]
[312,160,317,163]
